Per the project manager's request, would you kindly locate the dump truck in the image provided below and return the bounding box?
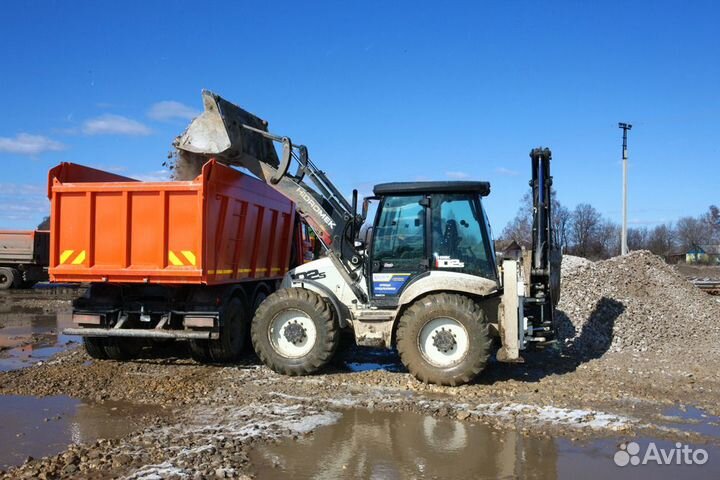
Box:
[54,160,308,361]
[169,91,562,386]
[0,230,50,289]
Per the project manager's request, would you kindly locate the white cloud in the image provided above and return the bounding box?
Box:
[0,133,66,155]
[0,183,49,228]
[131,169,171,182]
[495,167,520,176]
[147,101,199,122]
[445,171,470,180]
[83,114,152,136]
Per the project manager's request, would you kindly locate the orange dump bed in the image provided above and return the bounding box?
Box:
[48,160,296,285]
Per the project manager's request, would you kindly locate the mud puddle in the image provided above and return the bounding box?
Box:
[0,312,75,371]
[250,408,720,479]
[0,395,165,470]
[661,405,720,438]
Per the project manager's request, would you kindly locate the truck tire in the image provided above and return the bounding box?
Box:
[104,338,142,361]
[396,293,491,386]
[189,297,248,363]
[83,337,109,359]
[208,297,248,362]
[0,268,19,290]
[189,339,213,363]
[251,288,338,376]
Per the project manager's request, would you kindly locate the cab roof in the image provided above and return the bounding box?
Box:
[373,181,491,197]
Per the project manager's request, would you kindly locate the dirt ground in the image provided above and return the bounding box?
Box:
[675,264,720,279]
[1,291,720,479]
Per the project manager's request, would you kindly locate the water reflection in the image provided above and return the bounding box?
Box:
[250,408,558,479]
[0,312,74,371]
[0,395,162,469]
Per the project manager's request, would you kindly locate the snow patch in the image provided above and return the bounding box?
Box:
[473,402,631,430]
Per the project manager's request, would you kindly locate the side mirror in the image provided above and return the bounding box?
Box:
[362,196,379,221]
[358,225,374,251]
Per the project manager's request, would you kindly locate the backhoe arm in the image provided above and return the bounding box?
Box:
[174,90,363,277]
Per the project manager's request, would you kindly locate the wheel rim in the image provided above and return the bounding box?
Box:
[268,309,317,358]
[418,317,469,368]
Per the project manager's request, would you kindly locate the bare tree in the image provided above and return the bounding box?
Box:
[502,190,568,250]
[704,205,720,243]
[570,203,601,257]
[676,216,711,250]
[646,223,676,256]
[553,202,571,253]
[627,227,649,251]
[592,219,620,258]
[501,192,533,247]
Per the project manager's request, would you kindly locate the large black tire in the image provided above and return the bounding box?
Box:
[104,338,142,361]
[190,297,248,363]
[189,339,213,363]
[251,288,338,376]
[83,337,109,359]
[396,293,491,386]
[208,297,248,362]
[0,268,19,290]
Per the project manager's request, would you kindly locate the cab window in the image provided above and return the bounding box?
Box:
[372,195,425,269]
[431,194,496,280]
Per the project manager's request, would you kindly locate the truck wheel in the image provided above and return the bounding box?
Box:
[189,340,213,363]
[208,297,248,362]
[104,338,142,361]
[0,268,19,290]
[83,337,109,359]
[396,293,491,386]
[251,288,338,376]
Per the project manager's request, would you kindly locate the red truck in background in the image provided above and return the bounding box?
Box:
[52,159,309,362]
[0,230,50,289]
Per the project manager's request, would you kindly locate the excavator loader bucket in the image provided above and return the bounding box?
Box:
[173,90,279,179]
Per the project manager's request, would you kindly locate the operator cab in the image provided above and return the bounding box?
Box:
[367,181,497,305]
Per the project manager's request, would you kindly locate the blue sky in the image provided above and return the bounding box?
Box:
[0,0,718,230]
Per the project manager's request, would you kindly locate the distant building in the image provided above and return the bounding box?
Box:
[665,251,686,264]
[686,244,720,265]
[495,239,523,260]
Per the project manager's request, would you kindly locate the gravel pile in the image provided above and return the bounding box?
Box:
[560,255,592,272]
[557,250,720,357]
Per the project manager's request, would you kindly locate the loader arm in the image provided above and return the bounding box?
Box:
[174,90,364,280]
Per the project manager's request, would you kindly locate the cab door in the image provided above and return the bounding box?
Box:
[369,195,429,303]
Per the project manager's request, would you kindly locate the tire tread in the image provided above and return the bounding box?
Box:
[396,293,491,386]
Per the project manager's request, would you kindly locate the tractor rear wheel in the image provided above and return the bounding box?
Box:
[251,288,338,376]
[396,293,491,386]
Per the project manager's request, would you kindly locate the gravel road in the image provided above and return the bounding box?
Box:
[1,253,719,478]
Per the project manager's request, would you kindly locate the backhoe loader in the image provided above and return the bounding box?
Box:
[174,91,561,385]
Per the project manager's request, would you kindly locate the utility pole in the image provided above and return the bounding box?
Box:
[618,122,632,255]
